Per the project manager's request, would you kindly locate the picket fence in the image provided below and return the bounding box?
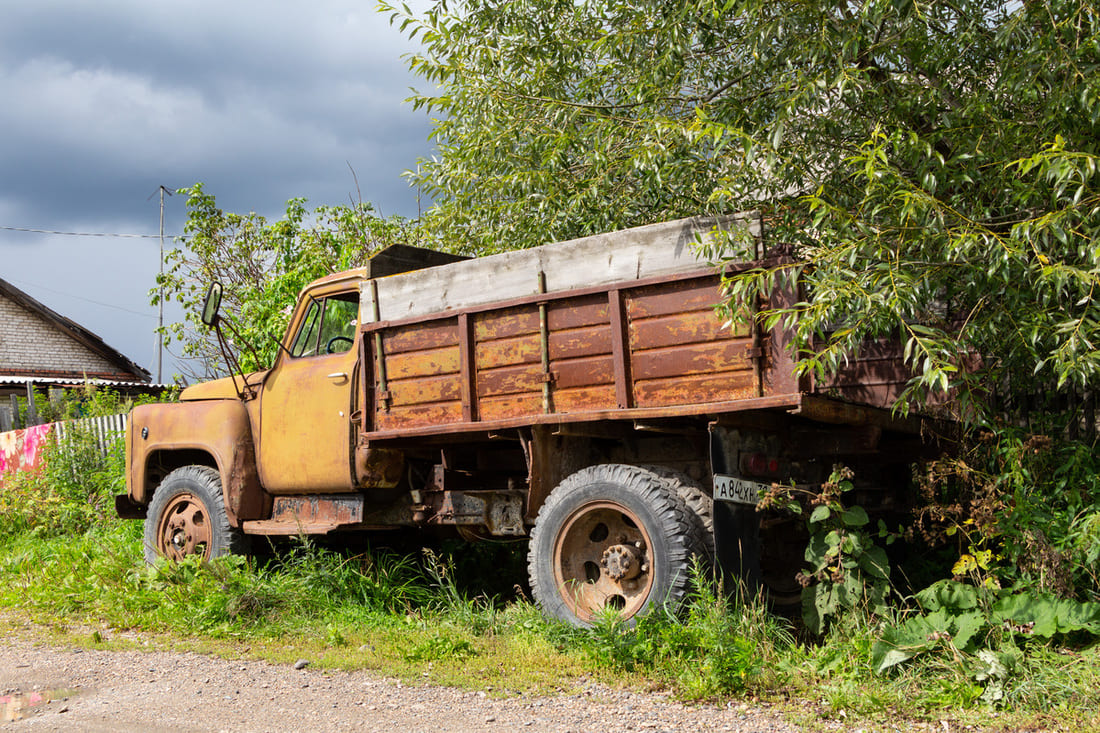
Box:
[0,413,128,475]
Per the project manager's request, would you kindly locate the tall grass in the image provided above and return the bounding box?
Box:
[1,398,1099,728]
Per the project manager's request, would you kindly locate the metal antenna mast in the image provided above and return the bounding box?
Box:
[150,185,173,383]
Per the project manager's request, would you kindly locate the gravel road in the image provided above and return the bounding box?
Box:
[1,639,801,732]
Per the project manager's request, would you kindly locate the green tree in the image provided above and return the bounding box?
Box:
[391,0,1100,418]
[155,184,417,378]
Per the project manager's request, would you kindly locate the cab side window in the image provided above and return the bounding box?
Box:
[318,296,358,354]
[289,301,322,358]
[288,293,358,358]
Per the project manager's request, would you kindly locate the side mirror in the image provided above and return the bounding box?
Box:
[201,282,223,327]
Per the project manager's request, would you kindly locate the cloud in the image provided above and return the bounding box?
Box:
[0,0,431,226]
[0,0,435,377]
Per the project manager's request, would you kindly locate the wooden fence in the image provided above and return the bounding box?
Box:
[0,413,128,475]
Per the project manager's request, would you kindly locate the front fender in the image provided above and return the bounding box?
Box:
[127,400,268,525]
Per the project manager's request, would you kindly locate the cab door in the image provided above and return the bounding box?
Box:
[257,290,360,493]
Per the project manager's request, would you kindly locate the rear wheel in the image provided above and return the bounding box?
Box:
[144,465,248,563]
[642,466,714,562]
[528,464,706,626]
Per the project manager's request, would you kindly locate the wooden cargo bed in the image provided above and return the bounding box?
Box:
[356,215,910,439]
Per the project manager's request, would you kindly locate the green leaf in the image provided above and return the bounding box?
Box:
[859,546,890,580]
[916,580,980,613]
[809,505,831,524]
[841,506,869,527]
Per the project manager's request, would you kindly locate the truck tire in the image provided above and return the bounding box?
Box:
[144,465,248,564]
[527,464,706,626]
[641,466,715,562]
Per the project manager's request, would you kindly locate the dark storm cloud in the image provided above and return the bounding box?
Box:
[0,0,431,228]
[0,0,434,378]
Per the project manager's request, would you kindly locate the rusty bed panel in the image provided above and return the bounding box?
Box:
[815,338,913,409]
[376,317,465,431]
[368,272,773,433]
[626,278,758,408]
[365,265,913,435]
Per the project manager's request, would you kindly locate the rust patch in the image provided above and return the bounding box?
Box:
[354,445,404,488]
[386,374,462,407]
[384,345,461,380]
[548,324,614,360]
[629,311,748,349]
[550,355,615,391]
[551,385,618,413]
[376,401,464,431]
[631,340,753,381]
[475,333,541,369]
[546,296,610,330]
[270,494,364,524]
[625,278,723,319]
[634,371,758,408]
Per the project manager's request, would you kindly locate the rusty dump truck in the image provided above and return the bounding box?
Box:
[118,214,933,625]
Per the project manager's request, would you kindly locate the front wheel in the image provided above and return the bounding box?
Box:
[144,465,248,563]
[527,464,707,626]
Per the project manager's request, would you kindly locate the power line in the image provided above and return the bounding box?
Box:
[7,277,159,320]
[0,225,188,239]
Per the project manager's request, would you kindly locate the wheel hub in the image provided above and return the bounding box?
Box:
[601,543,644,580]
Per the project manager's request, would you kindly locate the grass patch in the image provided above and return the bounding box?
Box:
[2,521,1100,729]
[3,403,1100,730]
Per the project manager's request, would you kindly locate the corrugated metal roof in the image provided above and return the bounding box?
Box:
[0,375,172,389]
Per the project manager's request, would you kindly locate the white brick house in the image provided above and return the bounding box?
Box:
[0,277,154,428]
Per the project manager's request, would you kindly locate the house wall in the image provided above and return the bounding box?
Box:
[0,292,122,377]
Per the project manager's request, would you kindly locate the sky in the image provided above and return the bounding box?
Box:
[0,0,434,383]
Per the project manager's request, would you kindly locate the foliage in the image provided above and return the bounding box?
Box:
[155,184,418,378]
[0,387,164,538]
[385,0,733,254]
[911,429,1100,600]
[760,466,892,634]
[873,579,1100,704]
[392,0,1100,417]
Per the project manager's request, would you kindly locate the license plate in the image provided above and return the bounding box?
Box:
[712,474,764,506]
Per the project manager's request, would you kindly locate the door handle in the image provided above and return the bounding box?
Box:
[327,372,348,382]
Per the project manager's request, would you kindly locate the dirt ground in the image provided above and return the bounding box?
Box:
[1,638,803,733]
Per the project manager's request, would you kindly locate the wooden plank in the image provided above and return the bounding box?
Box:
[478,393,543,422]
[549,325,613,361]
[546,297,609,330]
[625,279,724,320]
[477,354,616,398]
[551,355,615,390]
[631,340,753,381]
[376,401,464,430]
[386,375,462,407]
[477,363,542,398]
[475,334,542,369]
[384,346,460,380]
[634,371,758,407]
[474,308,540,341]
[629,311,748,351]
[383,321,459,354]
[553,385,618,413]
[362,215,759,323]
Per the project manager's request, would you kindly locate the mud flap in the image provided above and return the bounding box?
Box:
[709,425,762,596]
